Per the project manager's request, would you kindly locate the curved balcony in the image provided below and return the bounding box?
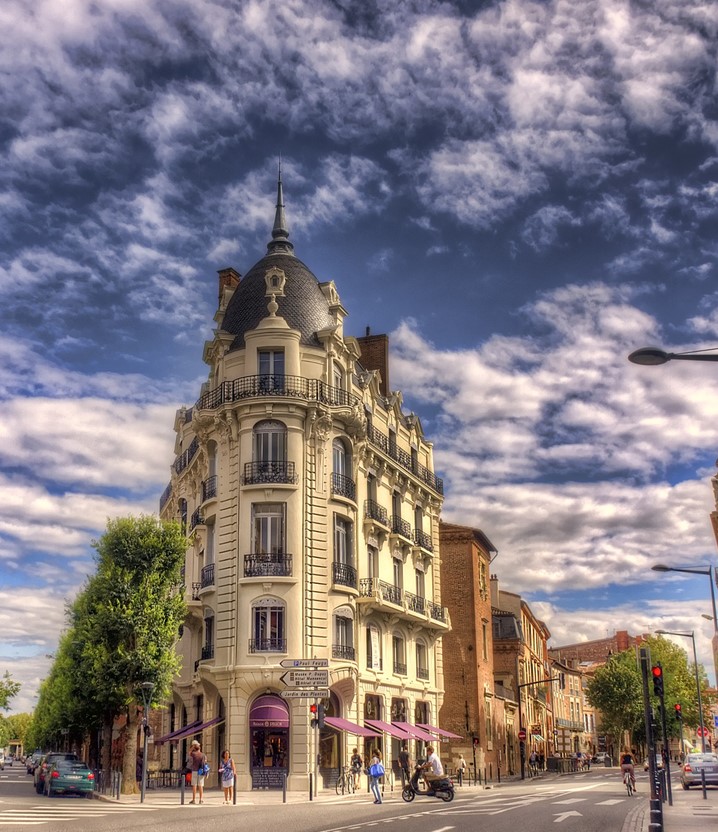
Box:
[332,561,357,589]
[159,481,172,511]
[243,461,298,485]
[331,472,356,501]
[196,375,360,411]
[200,562,215,589]
[244,553,293,577]
[201,644,214,661]
[173,436,199,476]
[190,508,205,531]
[248,637,287,653]
[332,644,356,661]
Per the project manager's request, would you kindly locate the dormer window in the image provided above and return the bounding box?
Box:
[264,267,286,296]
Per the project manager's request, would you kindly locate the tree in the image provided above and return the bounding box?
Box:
[0,672,20,710]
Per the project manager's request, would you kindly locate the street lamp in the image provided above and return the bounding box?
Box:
[652,563,718,684]
[628,346,718,365]
[655,630,707,753]
[138,682,155,803]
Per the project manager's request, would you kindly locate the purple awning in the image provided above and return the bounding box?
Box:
[158,715,224,745]
[417,723,463,740]
[154,720,202,746]
[365,719,413,740]
[324,717,382,737]
[249,694,290,728]
[392,721,437,743]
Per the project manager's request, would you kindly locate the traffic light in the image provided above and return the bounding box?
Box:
[309,703,318,729]
[674,703,682,721]
[652,664,664,698]
[317,703,326,729]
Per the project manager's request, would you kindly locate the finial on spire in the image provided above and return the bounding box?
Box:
[268,157,294,255]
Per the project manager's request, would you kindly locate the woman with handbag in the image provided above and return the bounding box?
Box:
[368,748,384,804]
[187,739,207,804]
[219,749,236,804]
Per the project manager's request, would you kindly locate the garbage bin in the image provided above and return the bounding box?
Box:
[604,756,612,767]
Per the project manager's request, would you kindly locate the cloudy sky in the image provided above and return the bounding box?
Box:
[3,0,718,715]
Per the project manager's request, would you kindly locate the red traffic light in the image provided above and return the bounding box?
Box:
[674,703,681,712]
[309,704,318,714]
[651,666,663,678]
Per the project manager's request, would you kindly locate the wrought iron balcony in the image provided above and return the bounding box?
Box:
[200,562,214,588]
[390,515,412,539]
[426,599,447,622]
[332,644,356,661]
[413,529,433,552]
[202,475,218,502]
[244,553,292,577]
[417,667,429,681]
[248,637,287,653]
[405,591,426,614]
[201,644,214,661]
[173,436,199,476]
[364,499,388,526]
[331,472,356,501]
[393,661,407,675]
[159,481,172,511]
[243,461,298,485]
[196,374,361,411]
[332,561,357,589]
[190,507,205,531]
[359,578,403,606]
[367,425,444,495]
[366,657,383,671]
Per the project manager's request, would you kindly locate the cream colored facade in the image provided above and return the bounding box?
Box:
[157,183,447,791]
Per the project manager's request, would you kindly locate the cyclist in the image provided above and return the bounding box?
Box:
[620,748,636,791]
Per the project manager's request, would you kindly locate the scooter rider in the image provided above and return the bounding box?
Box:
[422,746,444,792]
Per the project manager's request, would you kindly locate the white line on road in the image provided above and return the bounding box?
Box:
[596,799,625,805]
[554,811,582,823]
[552,798,587,804]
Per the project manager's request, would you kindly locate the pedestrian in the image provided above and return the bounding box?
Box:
[135,751,143,789]
[457,754,467,786]
[529,750,538,774]
[186,739,207,804]
[219,749,236,804]
[398,744,411,787]
[368,748,384,804]
[350,747,363,790]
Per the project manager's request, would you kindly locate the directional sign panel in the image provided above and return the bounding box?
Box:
[279,689,329,699]
[280,670,329,688]
[279,659,329,668]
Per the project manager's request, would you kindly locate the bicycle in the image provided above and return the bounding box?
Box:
[623,769,635,796]
[336,766,356,795]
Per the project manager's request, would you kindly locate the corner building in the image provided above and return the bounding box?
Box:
[158,180,448,792]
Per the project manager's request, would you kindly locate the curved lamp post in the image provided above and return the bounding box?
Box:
[655,630,707,753]
[628,347,718,365]
[139,682,155,803]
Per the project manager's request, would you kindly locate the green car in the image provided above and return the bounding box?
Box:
[45,759,95,797]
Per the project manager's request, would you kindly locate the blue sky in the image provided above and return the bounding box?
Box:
[3,0,718,715]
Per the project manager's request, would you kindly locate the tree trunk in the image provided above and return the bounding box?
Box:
[121,705,141,794]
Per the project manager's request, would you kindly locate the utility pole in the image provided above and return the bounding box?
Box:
[640,647,662,832]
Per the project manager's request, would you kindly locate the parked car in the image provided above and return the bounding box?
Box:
[643,754,664,772]
[593,752,609,764]
[0,753,5,771]
[44,759,95,798]
[680,753,718,789]
[34,753,78,794]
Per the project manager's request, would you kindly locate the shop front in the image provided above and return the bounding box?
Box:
[249,694,289,789]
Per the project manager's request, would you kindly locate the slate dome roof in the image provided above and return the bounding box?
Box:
[221,175,335,351]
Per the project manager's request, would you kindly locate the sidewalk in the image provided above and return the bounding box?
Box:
[658,785,717,832]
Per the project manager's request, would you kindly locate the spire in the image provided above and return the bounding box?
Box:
[267,158,294,255]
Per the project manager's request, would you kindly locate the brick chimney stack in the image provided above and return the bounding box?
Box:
[356,327,390,397]
[217,267,241,304]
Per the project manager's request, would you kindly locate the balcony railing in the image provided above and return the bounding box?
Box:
[364,499,388,526]
[190,582,201,601]
[417,667,429,681]
[248,637,287,653]
[390,515,412,539]
[190,507,205,531]
[201,644,214,661]
[202,475,218,502]
[159,482,172,511]
[332,644,356,661]
[367,425,443,495]
[413,529,433,552]
[393,661,407,675]
[173,436,199,476]
[366,657,383,671]
[196,375,360,411]
[359,578,402,606]
[332,561,357,589]
[331,472,356,501]
[405,591,426,614]
[426,599,447,622]
[200,562,214,588]
[244,553,293,577]
[242,461,298,485]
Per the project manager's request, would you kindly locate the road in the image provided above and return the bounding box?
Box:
[0,765,650,832]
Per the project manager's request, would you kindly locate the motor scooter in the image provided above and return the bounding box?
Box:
[401,761,454,802]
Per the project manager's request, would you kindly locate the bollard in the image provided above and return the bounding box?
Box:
[489,764,493,783]
[701,768,707,800]
[309,772,313,801]
[483,767,487,785]
[180,769,185,804]
[283,770,287,803]
[649,797,663,832]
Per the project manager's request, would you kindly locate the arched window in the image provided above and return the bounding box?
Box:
[250,596,286,653]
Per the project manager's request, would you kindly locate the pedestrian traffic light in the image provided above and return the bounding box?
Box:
[674,703,682,721]
[309,703,318,728]
[652,664,664,698]
[317,703,326,729]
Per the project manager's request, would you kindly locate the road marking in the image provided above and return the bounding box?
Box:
[429,828,454,832]
[552,798,587,804]
[554,811,582,823]
[596,799,625,805]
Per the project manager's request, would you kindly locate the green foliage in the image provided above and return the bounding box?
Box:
[0,671,20,710]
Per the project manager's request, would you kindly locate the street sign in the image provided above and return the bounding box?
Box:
[279,659,329,668]
[279,689,329,699]
[696,726,711,737]
[280,670,329,688]
[713,715,718,728]
[518,729,527,741]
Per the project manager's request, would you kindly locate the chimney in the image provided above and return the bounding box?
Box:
[490,573,499,608]
[217,267,241,304]
[356,330,390,397]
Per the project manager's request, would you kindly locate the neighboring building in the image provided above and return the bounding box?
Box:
[549,657,587,757]
[491,576,552,763]
[157,178,448,792]
[550,630,647,664]
[439,522,516,779]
